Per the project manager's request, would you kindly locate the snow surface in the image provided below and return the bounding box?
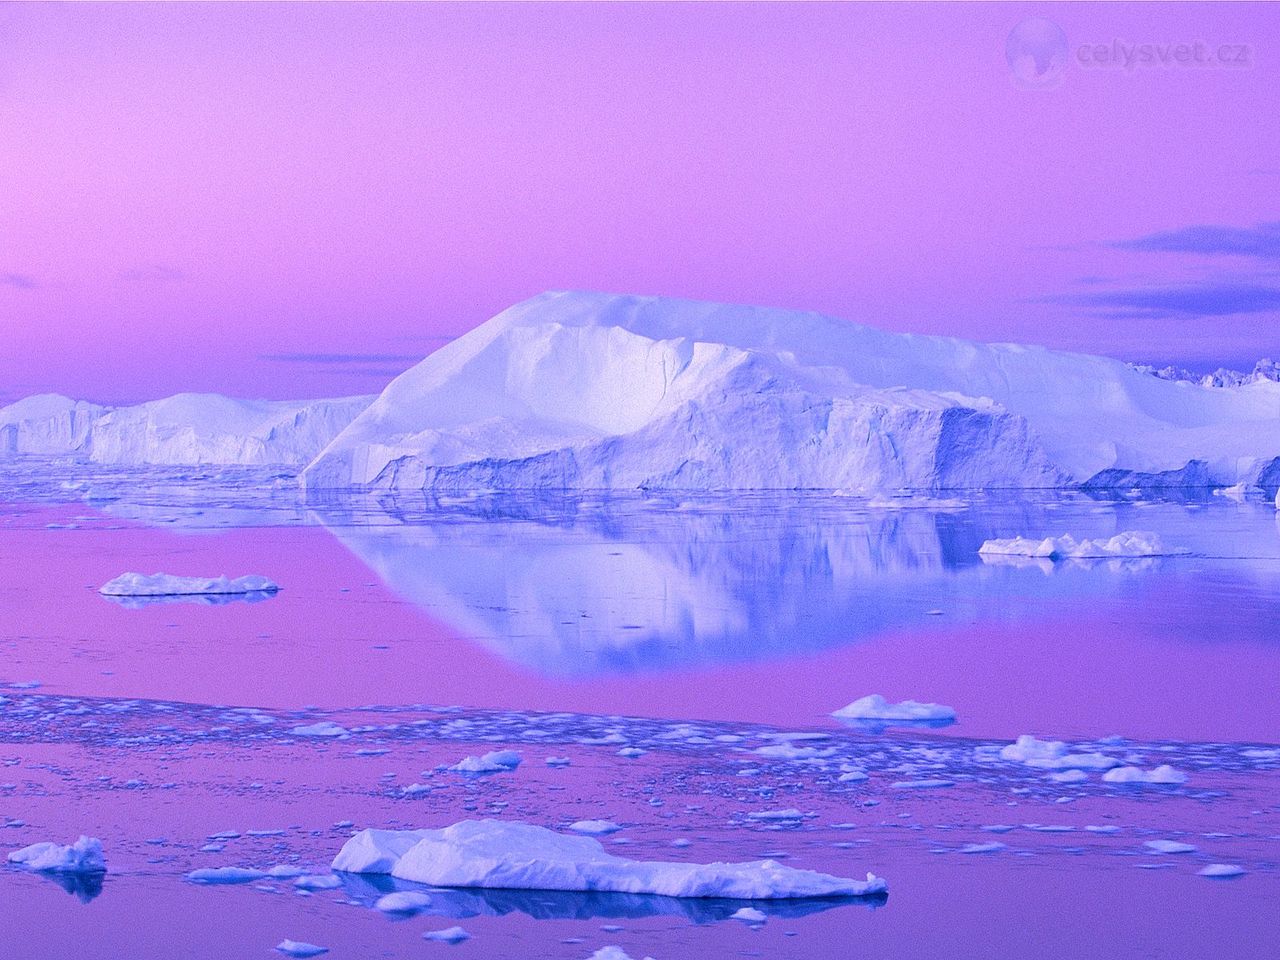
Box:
[7,836,105,873]
[302,291,1280,492]
[0,392,371,466]
[831,694,956,727]
[978,531,1181,561]
[331,819,886,899]
[99,572,279,598]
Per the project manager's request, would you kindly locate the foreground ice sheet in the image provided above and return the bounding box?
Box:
[99,572,279,597]
[7,836,105,874]
[332,819,886,899]
[978,531,1179,560]
[831,694,956,728]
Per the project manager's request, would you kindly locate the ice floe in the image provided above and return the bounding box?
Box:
[423,926,471,943]
[1144,839,1197,854]
[186,866,266,884]
[275,940,329,957]
[332,819,887,899]
[1198,864,1246,878]
[7,836,105,874]
[99,572,279,598]
[447,750,522,774]
[375,890,432,913]
[998,735,1120,770]
[831,694,956,730]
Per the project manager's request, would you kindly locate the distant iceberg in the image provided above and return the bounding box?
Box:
[332,819,887,900]
[99,572,279,599]
[1,392,371,467]
[978,531,1183,561]
[831,694,956,730]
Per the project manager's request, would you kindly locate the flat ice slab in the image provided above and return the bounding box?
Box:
[832,694,956,729]
[978,531,1181,561]
[7,836,105,874]
[332,819,886,900]
[100,572,279,598]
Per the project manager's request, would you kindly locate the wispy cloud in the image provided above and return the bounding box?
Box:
[1,273,40,290]
[260,351,427,366]
[1043,282,1280,319]
[1113,222,1280,259]
[120,264,184,282]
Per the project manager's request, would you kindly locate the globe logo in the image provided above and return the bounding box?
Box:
[1006,18,1068,89]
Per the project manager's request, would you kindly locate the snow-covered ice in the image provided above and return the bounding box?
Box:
[7,836,105,874]
[831,694,956,728]
[1144,839,1197,854]
[568,820,624,836]
[375,890,432,913]
[1198,864,1246,878]
[186,866,266,884]
[447,750,522,773]
[99,572,279,598]
[997,735,1120,771]
[332,819,887,899]
[423,926,471,943]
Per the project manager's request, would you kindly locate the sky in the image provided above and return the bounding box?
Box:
[2,1,1278,403]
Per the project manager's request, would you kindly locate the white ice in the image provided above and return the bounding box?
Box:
[831,694,956,726]
[1102,765,1188,785]
[423,927,471,943]
[332,819,886,899]
[447,750,521,773]
[275,941,329,957]
[978,531,1181,561]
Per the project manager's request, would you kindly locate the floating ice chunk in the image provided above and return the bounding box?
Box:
[730,906,767,923]
[1103,765,1188,785]
[448,750,522,774]
[100,572,279,598]
[958,842,1005,854]
[838,770,869,783]
[267,865,306,878]
[892,779,954,789]
[752,743,835,761]
[978,531,1184,561]
[275,941,328,957]
[333,819,887,899]
[546,757,572,767]
[1198,864,1246,878]
[568,820,623,836]
[291,721,349,739]
[8,836,105,874]
[999,736,1120,771]
[589,948,653,960]
[294,874,342,890]
[375,890,432,913]
[423,926,471,943]
[186,866,266,884]
[1085,825,1120,834]
[1144,840,1197,854]
[831,694,956,730]
[1049,769,1089,783]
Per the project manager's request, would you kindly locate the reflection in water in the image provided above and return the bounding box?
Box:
[100,590,279,609]
[312,493,1186,678]
[336,872,882,923]
[23,868,105,904]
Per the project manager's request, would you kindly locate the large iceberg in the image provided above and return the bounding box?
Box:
[332,819,886,900]
[0,392,371,467]
[302,291,1280,492]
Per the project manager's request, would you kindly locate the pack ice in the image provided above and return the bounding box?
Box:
[99,572,279,598]
[302,291,1280,492]
[0,392,371,466]
[978,531,1182,561]
[331,819,886,899]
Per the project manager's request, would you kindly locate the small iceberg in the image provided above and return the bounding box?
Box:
[998,735,1119,771]
[99,572,279,607]
[447,750,521,774]
[376,890,433,913]
[1198,864,1245,879]
[8,836,105,874]
[568,820,624,836]
[978,531,1184,562]
[1144,839,1197,854]
[423,926,471,943]
[332,819,887,900]
[831,694,956,731]
[186,866,266,884]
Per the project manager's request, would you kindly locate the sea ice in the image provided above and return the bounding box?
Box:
[998,735,1120,770]
[730,906,767,923]
[186,866,266,884]
[568,820,624,836]
[588,949,654,960]
[375,890,432,913]
[332,819,887,899]
[99,572,279,598]
[7,836,105,874]
[1144,840,1197,854]
[291,721,349,738]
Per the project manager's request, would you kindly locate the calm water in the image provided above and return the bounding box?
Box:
[1,476,1278,958]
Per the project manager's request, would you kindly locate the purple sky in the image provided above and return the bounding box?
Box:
[2,2,1278,403]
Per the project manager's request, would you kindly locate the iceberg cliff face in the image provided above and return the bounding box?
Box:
[303,291,1280,492]
[0,393,372,467]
